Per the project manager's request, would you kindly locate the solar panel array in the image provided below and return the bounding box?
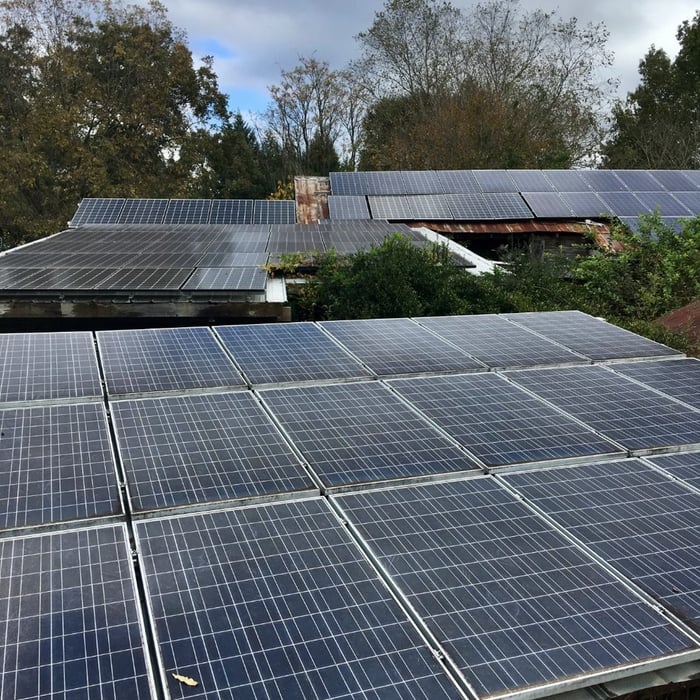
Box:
[329,169,700,223]
[2,310,700,700]
[0,218,432,300]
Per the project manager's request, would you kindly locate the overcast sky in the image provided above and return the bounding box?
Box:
[158,0,697,119]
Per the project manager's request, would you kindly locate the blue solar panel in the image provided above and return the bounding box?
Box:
[406,194,454,219]
[508,170,556,192]
[215,322,371,385]
[363,170,406,195]
[504,459,700,631]
[329,171,364,195]
[632,192,695,216]
[671,190,700,214]
[388,373,622,467]
[559,191,608,218]
[259,381,480,487]
[648,170,697,191]
[505,364,700,452]
[319,317,484,376]
[111,391,313,512]
[135,500,462,700]
[69,198,126,225]
[543,170,590,192]
[252,200,296,224]
[183,266,268,292]
[334,478,696,699]
[473,169,517,192]
[578,170,627,191]
[162,199,212,224]
[520,191,574,218]
[0,524,153,699]
[367,195,415,219]
[400,170,444,194]
[612,170,664,191]
[435,170,481,193]
[117,199,169,224]
[483,192,534,219]
[209,199,254,224]
[445,193,494,219]
[97,327,245,395]
[327,195,370,219]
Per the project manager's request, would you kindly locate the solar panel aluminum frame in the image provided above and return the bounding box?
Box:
[330,476,700,700]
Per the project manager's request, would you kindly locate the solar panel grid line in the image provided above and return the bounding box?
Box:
[499,460,700,638]
[135,499,466,699]
[332,477,699,700]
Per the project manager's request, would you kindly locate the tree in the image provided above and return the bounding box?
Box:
[603,11,700,168]
[356,0,614,168]
[0,0,230,242]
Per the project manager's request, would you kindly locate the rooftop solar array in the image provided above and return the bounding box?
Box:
[328,169,700,223]
[3,310,700,700]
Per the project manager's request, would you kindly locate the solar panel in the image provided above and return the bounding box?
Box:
[267,225,325,254]
[162,199,212,224]
[415,314,586,368]
[259,381,479,487]
[472,169,517,192]
[209,199,254,224]
[111,391,313,512]
[680,170,700,189]
[0,402,119,529]
[334,478,696,699]
[648,170,697,191]
[482,192,533,219]
[70,198,126,225]
[100,267,194,291]
[543,170,590,192]
[329,171,364,195]
[319,318,484,376]
[367,195,415,219]
[503,459,700,630]
[647,452,700,490]
[504,310,680,361]
[196,251,268,266]
[0,524,153,698]
[435,169,481,193]
[183,266,268,292]
[507,170,556,192]
[0,331,102,402]
[504,364,700,452]
[400,170,444,194]
[445,193,495,219]
[135,500,462,699]
[117,198,169,224]
[612,170,664,191]
[670,190,700,214]
[610,358,700,410]
[389,373,622,467]
[252,199,295,224]
[363,170,406,195]
[559,191,608,218]
[578,170,627,191]
[327,195,371,219]
[632,192,695,216]
[520,191,574,218]
[214,322,371,385]
[405,194,453,220]
[97,327,245,395]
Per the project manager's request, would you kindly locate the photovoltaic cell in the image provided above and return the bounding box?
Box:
[681,170,700,189]
[367,195,415,219]
[647,452,700,490]
[507,170,556,192]
[209,199,254,224]
[196,251,268,267]
[611,170,664,191]
[543,170,590,192]
[435,170,481,193]
[482,192,533,219]
[268,225,325,254]
[363,170,406,195]
[389,373,622,467]
[259,381,479,487]
[135,500,462,700]
[445,193,495,219]
[101,267,194,291]
[162,199,212,224]
[472,169,517,192]
[647,170,697,191]
[252,199,296,224]
[632,192,695,216]
[97,326,245,395]
[117,199,169,224]
[0,525,153,699]
[503,459,700,630]
[504,310,680,361]
[559,191,608,218]
[578,170,627,191]
[327,195,371,220]
[0,331,102,403]
[504,364,700,452]
[400,170,444,194]
[69,198,126,226]
[0,402,119,529]
[520,192,574,218]
[406,194,454,220]
[610,358,700,410]
[415,314,587,368]
[671,190,700,214]
[320,317,484,376]
[111,391,313,512]
[215,322,371,385]
[334,478,696,699]
[183,266,268,292]
[329,171,364,195]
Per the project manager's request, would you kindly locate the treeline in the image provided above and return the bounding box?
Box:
[0,0,698,245]
[290,215,700,355]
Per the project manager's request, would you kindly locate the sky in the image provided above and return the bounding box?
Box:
[157,0,698,120]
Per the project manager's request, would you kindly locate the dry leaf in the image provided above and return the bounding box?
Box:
[172,672,199,687]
